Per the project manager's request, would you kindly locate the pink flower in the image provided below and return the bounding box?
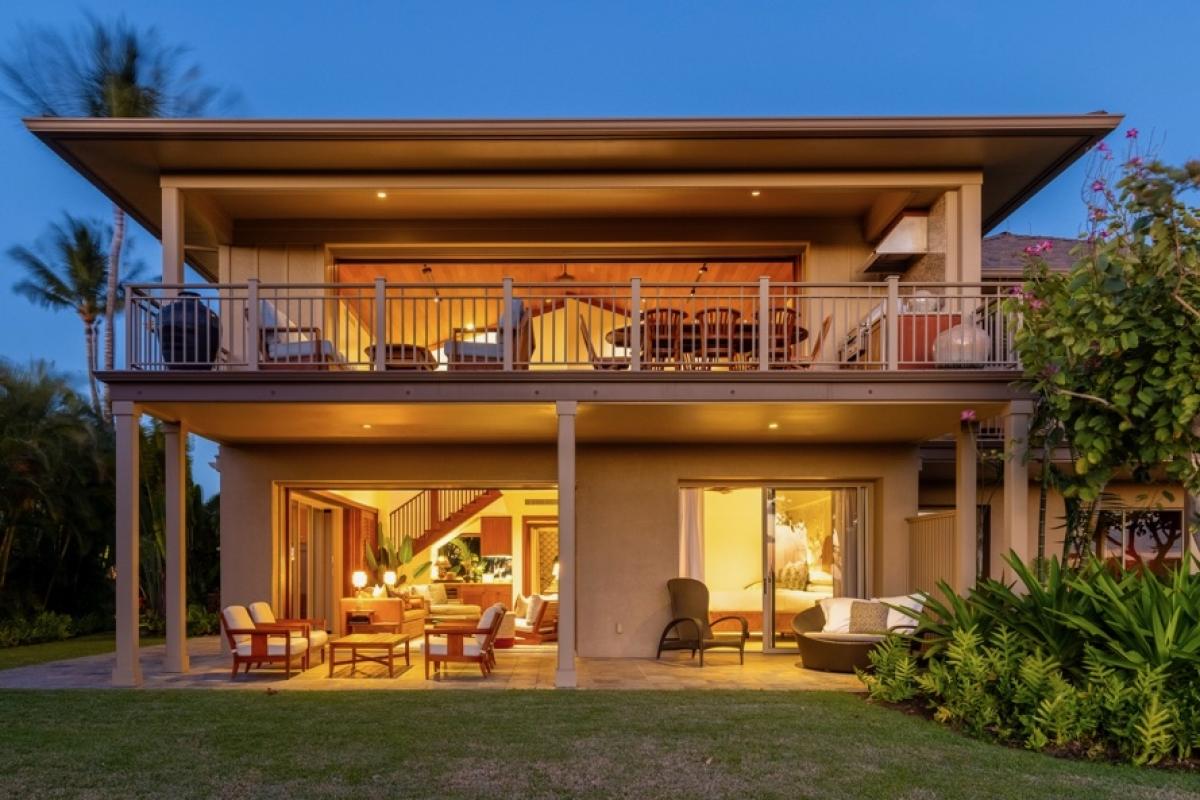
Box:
[1092,207,1107,221]
[960,409,977,423]
[1023,245,1039,256]
[1097,141,1110,152]
[1091,179,1106,192]
[1125,128,1139,139]
[1098,230,1109,240]
[1039,240,1053,252]
[1028,298,1045,310]
[1128,156,1144,167]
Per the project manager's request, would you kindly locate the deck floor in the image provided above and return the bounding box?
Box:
[0,636,862,691]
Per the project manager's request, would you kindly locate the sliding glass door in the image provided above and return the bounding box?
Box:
[682,483,869,653]
[285,497,335,623]
[763,486,868,651]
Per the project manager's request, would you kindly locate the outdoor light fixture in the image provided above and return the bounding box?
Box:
[421,263,442,303]
[361,423,372,430]
[768,422,780,430]
[751,190,761,197]
[376,191,388,199]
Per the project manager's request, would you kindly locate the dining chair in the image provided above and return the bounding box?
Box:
[578,317,630,370]
[641,308,686,370]
[693,307,743,368]
[756,305,798,367]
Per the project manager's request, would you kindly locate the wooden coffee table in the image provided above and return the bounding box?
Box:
[328,633,413,678]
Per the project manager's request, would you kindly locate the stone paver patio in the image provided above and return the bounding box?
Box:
[0,636,862,691]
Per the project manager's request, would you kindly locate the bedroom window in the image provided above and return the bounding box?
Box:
[679,484,870,653]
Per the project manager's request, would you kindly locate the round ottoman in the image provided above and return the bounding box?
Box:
[494,611,517,649]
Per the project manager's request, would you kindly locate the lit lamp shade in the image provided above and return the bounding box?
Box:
[383,570,397,587]
[351,570,369,591]
[933,323,991,367]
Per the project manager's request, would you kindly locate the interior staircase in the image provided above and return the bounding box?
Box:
[388,489,503,555]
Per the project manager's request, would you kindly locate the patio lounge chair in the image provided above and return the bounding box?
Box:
[444,298,535,369]
[655,577,749,665]
[791,605,883,673]
[252,298,344,369]
[220,604,310,680]
[248,601,329,664]
[424,602,506,678]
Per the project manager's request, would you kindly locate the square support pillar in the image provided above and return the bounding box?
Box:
[555,400,578,688]
[112,402,142,687]
[1002,402,1034,575]
[954,422,978,595]
[163,421,189,673]
[161,186,185,290]
[957,183,983,283]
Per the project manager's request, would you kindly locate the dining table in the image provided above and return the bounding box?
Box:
[604,320,809,355]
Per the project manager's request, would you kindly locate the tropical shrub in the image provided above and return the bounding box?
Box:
[0,610,74,648]
[860,553,1200,765]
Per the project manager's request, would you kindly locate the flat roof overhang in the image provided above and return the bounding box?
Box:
[28,114,1120,262]
[101,370,1026,446]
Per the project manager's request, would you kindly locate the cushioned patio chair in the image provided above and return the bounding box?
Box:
[424,603,505,679]
[791,605,884,673]
[443,298,535,369]
[514,595,558,643]
[220,605,309,680]
[248,601,328,664]
[656,577,749,666]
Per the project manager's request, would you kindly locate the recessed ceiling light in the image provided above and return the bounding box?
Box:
[361,423,373,430]
[751,190,761,197]
[767,422,779,430]
[465,322,476,332]
[376,191,388,199]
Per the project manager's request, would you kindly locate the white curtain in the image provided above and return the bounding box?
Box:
[678,488,705,580]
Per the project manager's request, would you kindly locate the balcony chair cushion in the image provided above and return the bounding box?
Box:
[871,593,925,632]
[265,338,340,361]
[443,298,528,363]
[817,597,859,633]
[235,635,309,657]
[801,631,886,645]
[222,605,256,648]
[425,636,482,657]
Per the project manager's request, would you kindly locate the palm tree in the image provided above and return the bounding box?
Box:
[2,15,228,418]
[10,216,114,414]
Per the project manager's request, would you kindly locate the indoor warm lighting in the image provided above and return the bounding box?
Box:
[383,570,397,587]
[751,190,761,197]
[552,560,560,579]
[465,322,476,332]
[376,191,388,199]
[351,570,369,590]
[361,423,372,430]
[768,422,780,430]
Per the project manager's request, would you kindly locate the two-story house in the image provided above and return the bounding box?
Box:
[33,113,1177,688]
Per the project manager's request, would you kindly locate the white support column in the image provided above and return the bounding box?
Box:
[1002,401,1034,575]
[957,183,983,283]
[555,400,578,688]
[161,187,185,290]
[112,402,142,687]
[954,421,978,595]
[163,421,189,673]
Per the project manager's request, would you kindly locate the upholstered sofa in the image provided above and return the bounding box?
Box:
[409,583,483,620]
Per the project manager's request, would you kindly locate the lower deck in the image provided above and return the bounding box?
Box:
[0,636,861,692]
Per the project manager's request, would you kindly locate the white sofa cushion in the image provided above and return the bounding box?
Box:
[515,620,535,633]
[523,595,544,627]
[431,603,481,617]
[222,605,255,648]
[818,597,859,633]
[247,601,276,625]
[235,636,309,657]
[308,629,329,650]
[871,593,925,632]
[426,636,481,657]
[266,339,339,361]
[476,604,503,647]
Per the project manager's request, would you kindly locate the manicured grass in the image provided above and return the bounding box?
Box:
[0,691,1196,799]
[0,633,164,671]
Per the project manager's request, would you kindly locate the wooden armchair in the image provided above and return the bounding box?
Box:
[424,603,506,679]
[515,596,559,643]
[248,601,328,664]
[220,605,310,680]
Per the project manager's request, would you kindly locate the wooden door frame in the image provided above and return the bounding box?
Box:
[522,515,559,596]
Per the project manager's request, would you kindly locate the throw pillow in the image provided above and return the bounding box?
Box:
[525,595,544,625]
[818,597,857,633]
[514,594,529,618]
[429,583,449,605]
[848,601,890,634]
[871,594,925,632]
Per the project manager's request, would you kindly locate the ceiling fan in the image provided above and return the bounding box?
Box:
[553,262,577,282]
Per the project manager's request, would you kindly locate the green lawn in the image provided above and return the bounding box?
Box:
[0,633,164,671]
[0,691,1196,799]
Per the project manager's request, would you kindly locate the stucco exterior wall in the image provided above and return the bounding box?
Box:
[219,440,920,658]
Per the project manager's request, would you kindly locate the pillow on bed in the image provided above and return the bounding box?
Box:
[818,597,858,633]
[871,593,925,632]
[778,560,810,590]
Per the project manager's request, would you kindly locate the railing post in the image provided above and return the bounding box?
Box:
[124,285,134,370]
[246,278,260,371]
[502,277,514,371]
[758,276,771,371]
[885,275,900,371]
[630,278,642,371]
[374,277,387,372]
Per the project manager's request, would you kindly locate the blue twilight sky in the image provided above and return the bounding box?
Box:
[1,0,1197,496]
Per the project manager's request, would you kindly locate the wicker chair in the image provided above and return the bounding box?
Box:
[791,605,883,673]
[656,578,749,666]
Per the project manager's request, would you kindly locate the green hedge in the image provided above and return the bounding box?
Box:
[860,555,1200,766]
